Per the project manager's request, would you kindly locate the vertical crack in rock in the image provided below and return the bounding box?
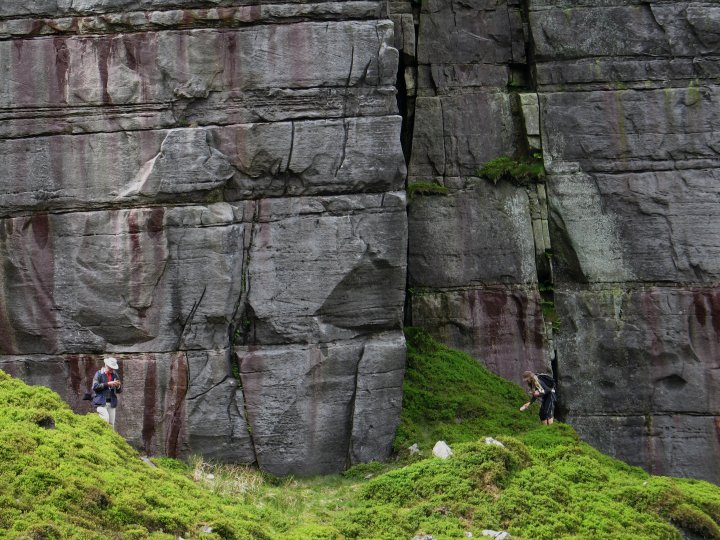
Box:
[176,286,206,350]
[227,201,261,459]
[345,343,365,468]
[230,200,260,347]
[288,121,295,175]
[336,120,350,177]
[230,368,258,466]
[438,97,447,177]
[343,44,356,118]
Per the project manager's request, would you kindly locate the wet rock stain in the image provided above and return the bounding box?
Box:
[96,38,112,104]
[142,358,157,455]
[67,355,99,411]
[27,213,58,352]
[52,37,69,104]
[164,353,189,457]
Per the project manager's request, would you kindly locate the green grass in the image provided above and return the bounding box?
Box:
[476,155,545,186]
[0,370,276,539]
[395,327,538,451]
[3,330,720,539]
[407,181,450,200]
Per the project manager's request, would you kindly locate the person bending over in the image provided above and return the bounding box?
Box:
[520,370,557,425]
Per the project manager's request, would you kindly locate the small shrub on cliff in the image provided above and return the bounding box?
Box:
[477,155,545,186]
[407,181,450,200]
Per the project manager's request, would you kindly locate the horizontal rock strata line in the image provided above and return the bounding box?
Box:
[0,3,386,38]
[0,88,398,140]
[0,0,385,19]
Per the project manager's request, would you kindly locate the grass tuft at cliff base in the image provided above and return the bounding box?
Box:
[3,330,720,539]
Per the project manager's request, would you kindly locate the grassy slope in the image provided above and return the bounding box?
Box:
[3,329,720,539]
[0,370,276,539]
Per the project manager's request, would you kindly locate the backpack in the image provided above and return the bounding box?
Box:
[537,373,556,393]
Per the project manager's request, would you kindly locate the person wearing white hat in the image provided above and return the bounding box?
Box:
[91,357,123,429]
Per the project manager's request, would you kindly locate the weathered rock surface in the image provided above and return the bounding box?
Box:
[556,286,720,482]
[402,0,720,483]
[3,0,720,485]
[530,0,720,483]
[411,287,546,384]
[399,0,552,383]
[236,332,406,475]
[0,1,407,474]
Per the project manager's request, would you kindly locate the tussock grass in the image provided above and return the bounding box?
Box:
[189,456,265,498]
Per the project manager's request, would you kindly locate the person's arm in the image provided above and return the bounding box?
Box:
[521,386,543,411]
[114,375,122,393]
[92,371,105,393]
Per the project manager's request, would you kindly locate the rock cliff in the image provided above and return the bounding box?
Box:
[0,0,407,476]
[398,0,720,483]
[1,0,718,482]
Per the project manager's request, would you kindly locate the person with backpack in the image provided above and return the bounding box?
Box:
[520,370,557,425]
[91,357,123,429]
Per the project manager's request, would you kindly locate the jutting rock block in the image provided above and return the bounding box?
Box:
[0,1,407,474]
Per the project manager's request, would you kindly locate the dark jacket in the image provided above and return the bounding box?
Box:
[91,369,122,408]
[528,373,556,405]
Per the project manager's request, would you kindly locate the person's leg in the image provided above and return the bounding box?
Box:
[97,406,110,423]
[539,393,557,425]
[107,406,116,429]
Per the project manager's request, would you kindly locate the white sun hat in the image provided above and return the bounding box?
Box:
[104,357,119,370]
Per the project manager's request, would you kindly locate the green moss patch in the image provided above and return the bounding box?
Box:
[0,370,275,539]
[407,181,450,200]
[476,155,545,186]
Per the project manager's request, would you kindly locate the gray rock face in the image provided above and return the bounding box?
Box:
[0,1,407,474]
[236,332,405,475]
[530,1,720,483]
[401,0,720,484]
[399,0,553,384]
[556,286,720,482]
[408,182,537,288]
